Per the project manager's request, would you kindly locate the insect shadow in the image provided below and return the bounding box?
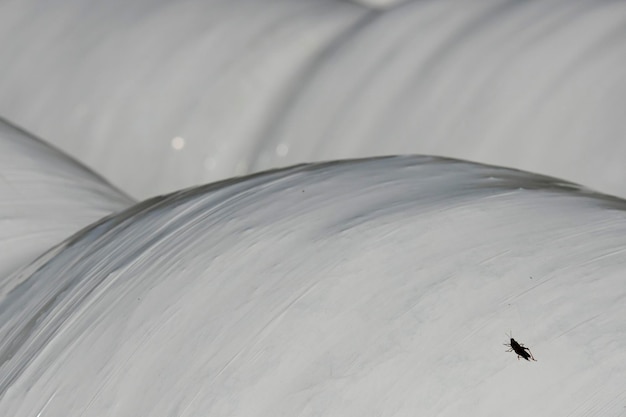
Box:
[504,331,537,361]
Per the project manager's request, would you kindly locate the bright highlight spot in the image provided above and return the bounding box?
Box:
[276,143,289,157]
[171,137,185,150]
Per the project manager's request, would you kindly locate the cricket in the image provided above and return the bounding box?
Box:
[504,332,537,361]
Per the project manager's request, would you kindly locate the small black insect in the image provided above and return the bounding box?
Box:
[504,332,537,361]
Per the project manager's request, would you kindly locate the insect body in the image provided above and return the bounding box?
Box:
[504,335,537,361]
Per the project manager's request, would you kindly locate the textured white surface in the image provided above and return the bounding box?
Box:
[0,0,624,198]
[0,0,368,197]
[0,157,624,416]
[0,118,133,281]
[1,2,626,415]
